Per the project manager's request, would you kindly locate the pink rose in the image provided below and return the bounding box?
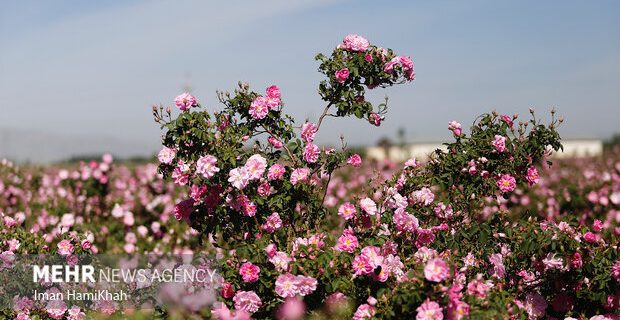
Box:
[303,143,321,163]
[301,122,317,143]
[335,68,350,84]
[268,136,284,148]
[261,212,282,234]
[500,114,514,127]
[496,174,516,193]
[268,164,286,180]
[266,85,281,99]
[340,34,370,52]
[583,231,598,243]
[416,300,443,320]
[526,166,539,186]
[196,155,220,179]
[174,92,197,111]
[347,154,362,167]
[157,146,176,164]
[57,240,74,256]
[359,198,378,216]
[448,121,462,137]
[249,96,269,120]
[239,262,260,283]
[424,258,449,282]
[336,230,359,253]
[492,135,507,153]
[338,202,357,220]
[368,112,383,126]
[233,290,262,314]
[174,198,194,223]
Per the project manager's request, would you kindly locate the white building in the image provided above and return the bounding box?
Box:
[365,139,603,162]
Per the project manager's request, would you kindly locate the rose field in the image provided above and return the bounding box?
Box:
[1,35,619,320]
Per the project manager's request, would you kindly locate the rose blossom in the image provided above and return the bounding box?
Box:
[583,231,597,243]
[416,300,443,320]
[233,290,262,314]
[249,96,269,120]
[268,136,284,148]
[228,167,250,190]
[496,174,516,193]
[353,303,376,320]
[424,258,449,282]
[368,112,382,126]
[303,143,321,163]
[172,161,190,185]
[174,198,194,223]
[501,114,514,127]
[244,154,267,180]
[290,168,310,185]
[335,68,350,84]
[352,254,373,276]
[611,261,620,281]
[347,154,362,167]
[268,164,286,180]
[157,146,176,164]
[360,197,378,216]
[492,135,507,153]
[526,166,540,186]
[239,262,260,283]
[393,209,419,233]
[301,122,317,143]
[295,275,317,296]
[269,252,292,273]
[336,229,359,253]
[411,187,435,206]
[266,85,281,99]
[257,182,272,196]
[275,273,299,298]
[448,121,462,137]
[338,202,357,220]
[262,212,283,233]
[593,219,604,232]
[57,240,74,256]
[196,155,219,179]
[174,92,197,111]
[340,34,370,52]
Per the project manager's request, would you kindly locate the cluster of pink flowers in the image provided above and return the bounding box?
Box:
[249,85,282,120]
[448,121,462,137]
[383,55,415,81]
[275,274,318,298]
[228,154,267,190]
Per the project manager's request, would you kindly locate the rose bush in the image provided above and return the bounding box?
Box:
[149,35,618,319]
[0,34,618,319]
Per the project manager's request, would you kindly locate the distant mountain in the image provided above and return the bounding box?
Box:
[0,127,160,164]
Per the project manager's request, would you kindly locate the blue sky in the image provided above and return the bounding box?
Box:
[1,0,619,161]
